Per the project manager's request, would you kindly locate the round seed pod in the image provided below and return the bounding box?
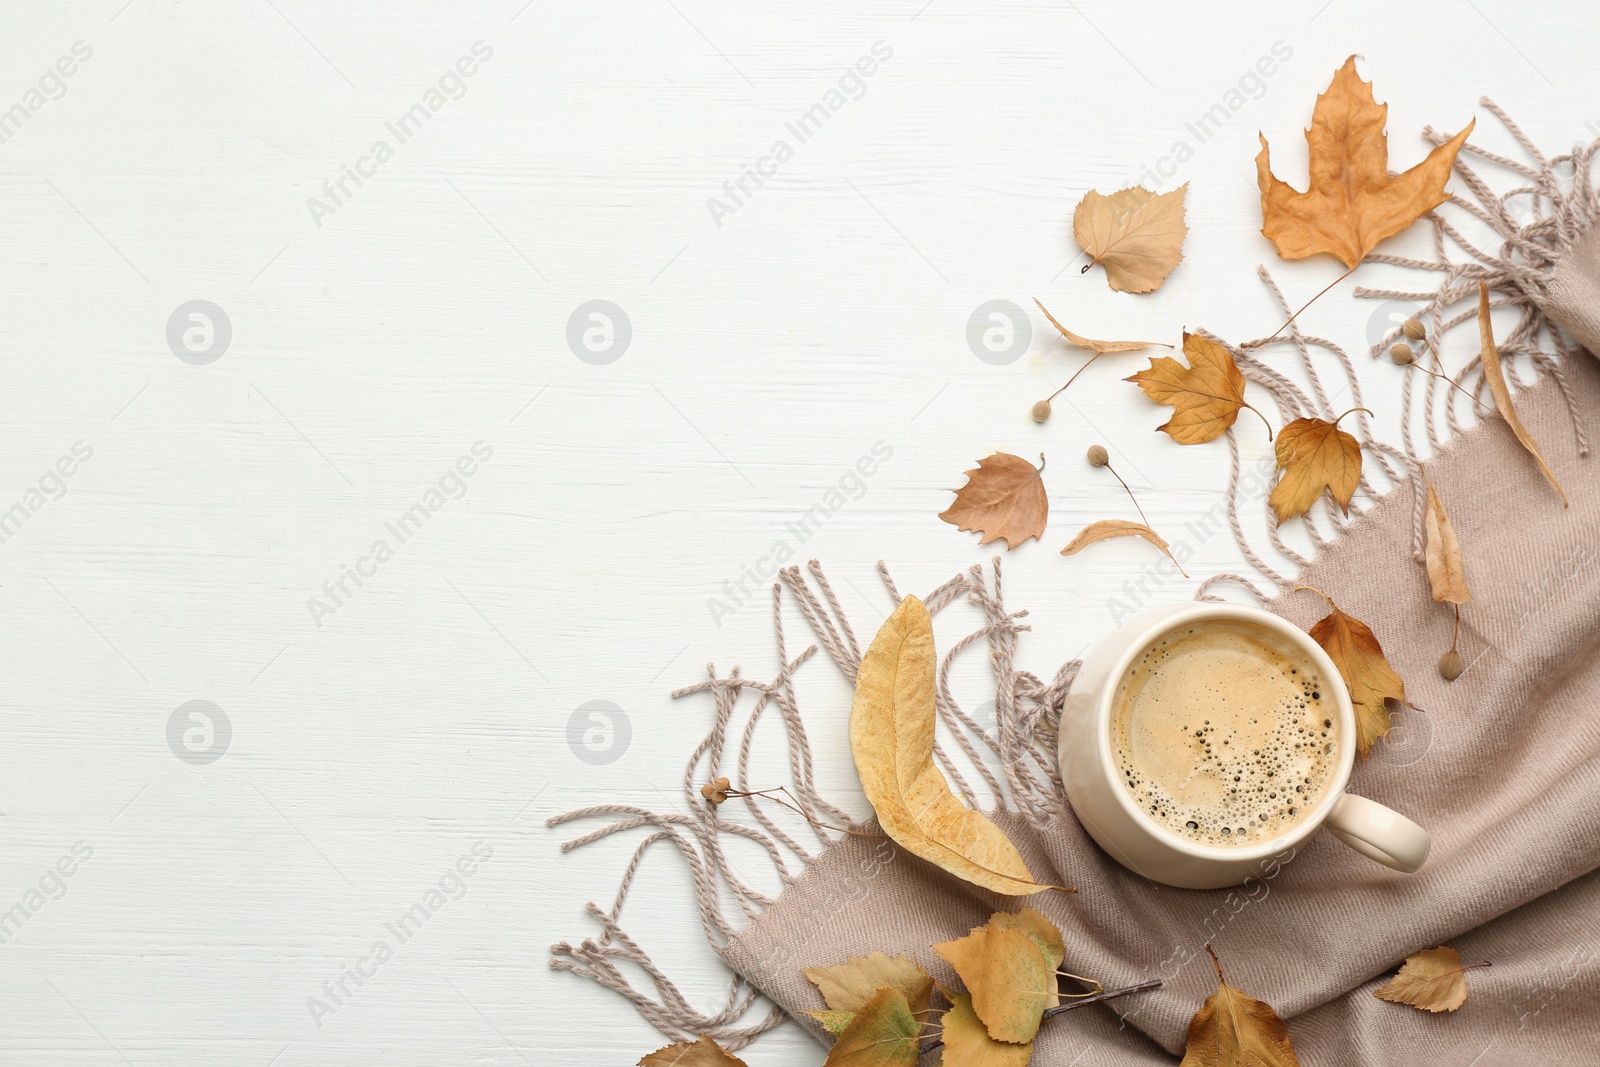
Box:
[1031,399,1052,423]
[1438,650,1464,681]
[1086,444,1109,467]
[1390,342,1415,366]
[1402,317,1426,341]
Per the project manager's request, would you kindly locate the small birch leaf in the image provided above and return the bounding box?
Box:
[1179,946,1302,1067]
[639,1035,749,1067]
[941,992,1034,1067]
[1301,588,1404,757]
[1271,416,1362,522]
[933,922,1052,1043]
[939,453,1049,550]
[821,988,921,1067]
[1477,281,1568,506]
[989,907,1066,1008]
[1073,184,1188,293]
[802,953,933,1018]
[1061,520,1187,577]
[1374,946,1473,1012]
[1127,332,1254,445]
[1424,484,1470,604]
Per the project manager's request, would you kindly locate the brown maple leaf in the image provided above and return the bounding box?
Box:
[1270,411,1365,522]
[1126,332,1270,445]
[1180,946,1301,1067]
[1374,946,1484,1012]
[939,453,1048,549]
[1298,586,1405,757]
[1073,184,1188,293]
[1257,55,1473,268]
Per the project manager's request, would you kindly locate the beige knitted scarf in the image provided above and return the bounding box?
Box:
[551,104,1600,1064]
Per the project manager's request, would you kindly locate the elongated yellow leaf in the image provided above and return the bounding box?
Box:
[1061,519,1187,577]
[1033,298,1169,355]
[1423,484,1470,604]
[1478,281,1567,506]
[850,596,1058,896]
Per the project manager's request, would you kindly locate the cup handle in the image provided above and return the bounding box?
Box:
[1325,794,1430,873]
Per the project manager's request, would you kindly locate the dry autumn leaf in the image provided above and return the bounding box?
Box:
[1127,332,1269,444]
[850,596,1063,895]
[639,1035,749,1067]
[802,953,934,1021]
[822,988,922,1067]
[1270,412,1365,522]
[1033,298,1169,355]
[1061,519,1188,577]
[1477,281,1568,506]
[804,1010,857,1036]
[988,907,1066,1009]
[940,991,1033,1067]
[939,453,1049,550]
[1180,947,1301,1067]
[933,921,1054,1043]
[1256,56,1473,269]
[1073,184,1188,293]
[1374,946,1481,1012]
[1424,484,1470,604]
[1298,586,1404,757]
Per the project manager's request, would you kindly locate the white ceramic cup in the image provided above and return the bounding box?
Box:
[1058,602,1430,889]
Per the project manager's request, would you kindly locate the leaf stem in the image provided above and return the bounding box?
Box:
[1256,263,1360,345]
[1242,402,1275,441]
[918,978,1163,1054]
[1105,463,1150,528]
[1449,603,1460,655]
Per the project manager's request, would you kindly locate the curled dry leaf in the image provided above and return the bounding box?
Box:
[1073,184,1188,293]
[639,1034,749,1067]
[802,952,933,1021]
[850,596,1060,895]
[822,988,922,1067]
[1061,519,1188,578]
[1180,946,1302,1067]
[1298,587,1404,757]
[940,991,1034,1067]
[1270,414,1363,522]
[1424,484,1470,604]
[939,453,1049,550]
[1374,946,1477,1012]
[1127,332,1266,445]
[1033,298,1169,356]
[1477,281,1568,506]
[1256,55,1474,268]
[933,921,1054,1043]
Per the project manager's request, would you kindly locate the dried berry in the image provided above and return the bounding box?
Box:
[1031,399,1052,423]
[1438,650,1463,681]
[701,777,732,805]
[1086,444,1109,467]
[1402,317,1426,341]
[1390,342,1414,366]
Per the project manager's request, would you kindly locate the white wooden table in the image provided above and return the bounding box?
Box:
[0,2,1586,1063]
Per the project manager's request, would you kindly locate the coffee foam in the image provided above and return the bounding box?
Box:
[1111,620,1337,848]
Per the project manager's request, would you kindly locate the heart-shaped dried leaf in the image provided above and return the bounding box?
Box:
[1477,281,1568,506]
[939,453,1048,550]
[802,953,933,1019]
[1074,184,1188,293]
[933,922,1053,1043]
[1180,947,1301,1067]
[822,988,922,1067]
[1300,587,1403,757]
[1061,519,1187,577]
[1424,484,1470,604]
[639,1034,749,1067]
[1127,333,1260,445]
[940,991,1034,1067]
[1256,56,1473,268]
[1270,416,1362,522]
[1033,298,1169,355]
[850,596,1057,895]
[1374,946,1474,1012]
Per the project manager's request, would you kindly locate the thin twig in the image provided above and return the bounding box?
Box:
[919,978,1163,1054]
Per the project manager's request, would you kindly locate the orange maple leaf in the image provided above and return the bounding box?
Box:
[1256,56,1474,269]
